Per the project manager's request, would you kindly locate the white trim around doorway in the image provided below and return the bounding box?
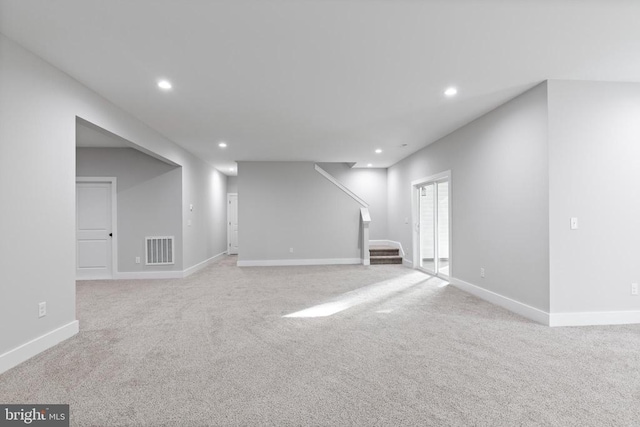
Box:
[227,193,238,255]
[411,170,452,279]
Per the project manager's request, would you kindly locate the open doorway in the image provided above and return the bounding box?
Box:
[75,118,182,279]
[412,171,451,279]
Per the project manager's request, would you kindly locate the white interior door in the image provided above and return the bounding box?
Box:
[76,182,113,279]
[227,193,238,255]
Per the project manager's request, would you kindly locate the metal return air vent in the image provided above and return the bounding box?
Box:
[146,236,174,265]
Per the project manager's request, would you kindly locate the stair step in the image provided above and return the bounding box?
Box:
[369,245,400,257]
[370,255,403,265]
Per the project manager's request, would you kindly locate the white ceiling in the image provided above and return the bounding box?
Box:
[2,1,640,175]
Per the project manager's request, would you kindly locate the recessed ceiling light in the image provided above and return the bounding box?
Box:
[367,163,373,167]
[375,149,382,154]
[218,142,227,148]
[157,80,172,90]
[229,167,234,171]
[444,87,457,97]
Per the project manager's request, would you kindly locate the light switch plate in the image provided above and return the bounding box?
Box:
[570,217,578,230]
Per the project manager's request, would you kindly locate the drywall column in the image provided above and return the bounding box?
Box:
[0,35,79,370]
[548,80,640,323]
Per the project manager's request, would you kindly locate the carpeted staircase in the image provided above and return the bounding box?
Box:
[370,245,402,265]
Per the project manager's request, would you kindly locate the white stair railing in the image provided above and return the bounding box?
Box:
[361,207,371,266]
[314,164,371,265]
[314,164,369,208]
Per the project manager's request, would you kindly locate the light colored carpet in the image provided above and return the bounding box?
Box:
[1,256,639,426]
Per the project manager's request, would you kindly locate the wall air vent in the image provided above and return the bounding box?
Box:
[145,236,174,265]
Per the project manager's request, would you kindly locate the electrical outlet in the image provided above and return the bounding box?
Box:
[480,268,485,278]
[187,219,192,227]
[135,256,140,264]
[38,302,46,318]
[289,248,294,253]
[632,283,638,296]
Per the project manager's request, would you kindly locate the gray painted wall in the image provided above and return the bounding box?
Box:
[1,35,75,357]
[227,176,238,194]
[0,34,226,359]
[76,147,183,271]
[237,162,362,262]
[387,83,550,311]
[548,80,640,313]
[316,163,388,240]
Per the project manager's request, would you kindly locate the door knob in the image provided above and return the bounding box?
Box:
[109,233,113,237]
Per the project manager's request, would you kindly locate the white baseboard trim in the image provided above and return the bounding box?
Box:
[549,311,640,327]
[403,258,413,268]
[448,277,640,327]
[370,240,405,257]
[114,271,183,280]
[114,251,229,280]
[363,259,370,266]
[183,251,227,278]
[76,274,114,280]
[0,320,79,375]
[449,277,550,325]
[237,258,362,267]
